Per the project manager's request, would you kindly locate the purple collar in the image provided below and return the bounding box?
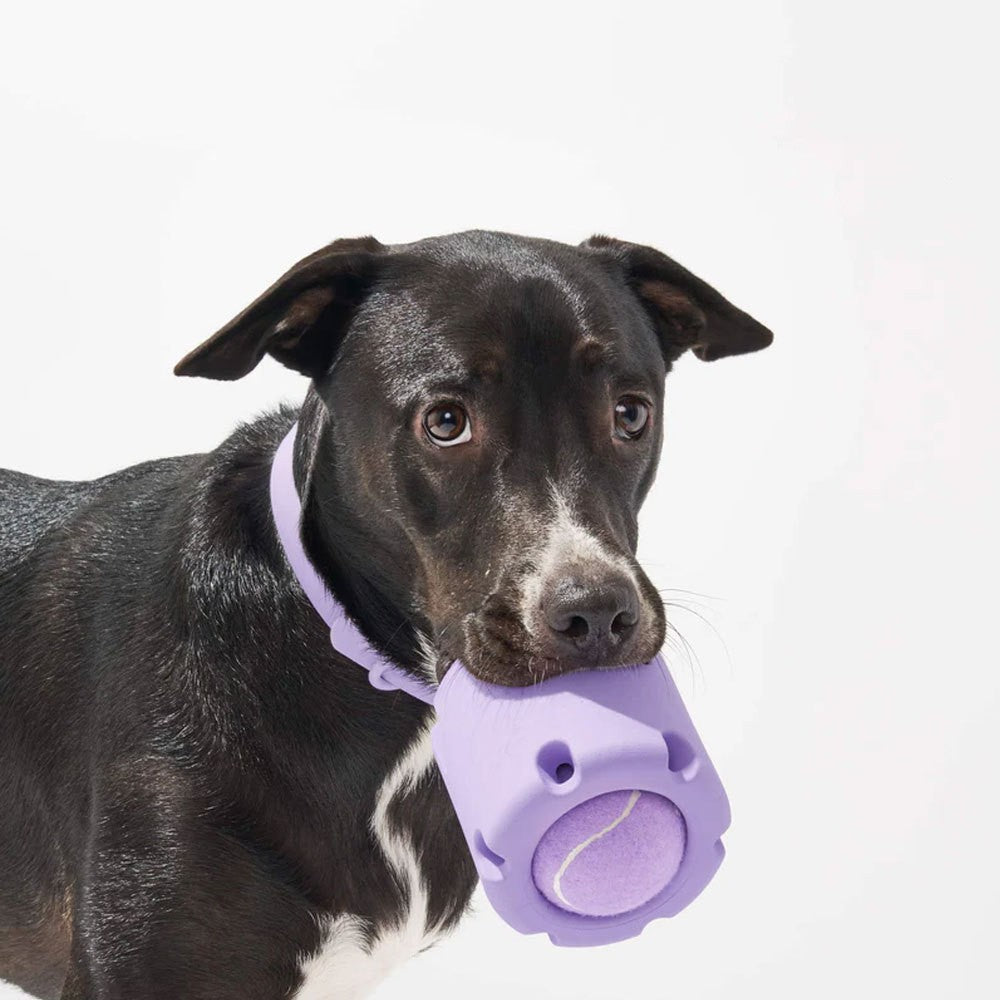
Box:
[268,423,437,705]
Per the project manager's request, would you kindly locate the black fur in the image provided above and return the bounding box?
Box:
[0,230,771,998]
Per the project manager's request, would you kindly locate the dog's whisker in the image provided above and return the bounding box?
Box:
[656,586,724,603]
[663,619,704,691]
[660,599,733,679]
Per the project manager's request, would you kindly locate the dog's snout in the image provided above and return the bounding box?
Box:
[542,574,640,663]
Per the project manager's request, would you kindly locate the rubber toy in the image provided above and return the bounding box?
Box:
[270,423,731,947]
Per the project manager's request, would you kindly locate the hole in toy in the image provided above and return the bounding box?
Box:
[663,732,699,780]
[473,830,506,882]
[537,741,576,786]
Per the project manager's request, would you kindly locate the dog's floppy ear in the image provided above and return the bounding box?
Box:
[174,236,387,380]
[580,234,773,363]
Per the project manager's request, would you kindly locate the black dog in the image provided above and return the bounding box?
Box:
[0,231,771,999]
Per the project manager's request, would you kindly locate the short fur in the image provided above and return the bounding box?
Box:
[0,230,771,998]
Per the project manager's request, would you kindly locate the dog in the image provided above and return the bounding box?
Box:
[0,230,772,999]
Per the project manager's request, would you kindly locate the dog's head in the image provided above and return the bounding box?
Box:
[176,231,771,686]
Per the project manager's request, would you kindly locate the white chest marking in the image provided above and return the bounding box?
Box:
[0,980,38,999]
[294,722,446,1000]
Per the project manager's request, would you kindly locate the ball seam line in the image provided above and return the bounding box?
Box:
[552,790,643,911]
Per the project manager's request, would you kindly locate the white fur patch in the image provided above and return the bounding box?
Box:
[0,980,38,999]
[413,629,441,685]
[519,485,639,628]
[294,724,445,999]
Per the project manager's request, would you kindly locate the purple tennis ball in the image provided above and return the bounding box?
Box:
[531,790,686,917]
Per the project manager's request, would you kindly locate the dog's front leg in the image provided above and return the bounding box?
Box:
[59,761,320,1000]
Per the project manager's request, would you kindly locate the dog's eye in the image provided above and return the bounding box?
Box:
[423,403,472,447]
[614,397,650,440]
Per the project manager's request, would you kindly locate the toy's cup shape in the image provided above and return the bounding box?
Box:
[431,655,731,947]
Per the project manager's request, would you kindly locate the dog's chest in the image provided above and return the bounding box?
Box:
[293,724,448,999]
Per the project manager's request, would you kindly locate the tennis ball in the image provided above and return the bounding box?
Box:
[531,790,686,917]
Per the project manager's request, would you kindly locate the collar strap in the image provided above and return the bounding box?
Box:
[269,422,437,705]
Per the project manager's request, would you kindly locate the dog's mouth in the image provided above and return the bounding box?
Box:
[426,586,665,689]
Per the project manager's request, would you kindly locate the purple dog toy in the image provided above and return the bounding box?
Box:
[271,424,731,947]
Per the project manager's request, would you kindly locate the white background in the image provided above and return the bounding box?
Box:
[1,2,997,998]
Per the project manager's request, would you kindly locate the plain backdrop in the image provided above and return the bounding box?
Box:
[1,2,997,998]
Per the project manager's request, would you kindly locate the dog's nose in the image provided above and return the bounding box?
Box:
[542,575,640,663]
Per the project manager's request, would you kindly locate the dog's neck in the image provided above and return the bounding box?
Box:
[270,422,435,704]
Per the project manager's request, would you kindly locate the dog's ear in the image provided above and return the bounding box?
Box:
[174,236,387,380]
[580,234,773,363]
